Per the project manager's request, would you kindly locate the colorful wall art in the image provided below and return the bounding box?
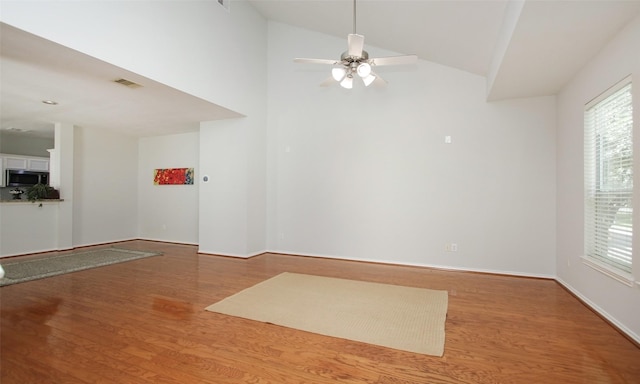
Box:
[154,168,194,185]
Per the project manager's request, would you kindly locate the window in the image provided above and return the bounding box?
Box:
[584,77,633,277]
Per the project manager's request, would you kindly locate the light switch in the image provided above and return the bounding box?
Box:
[445,136,452,144]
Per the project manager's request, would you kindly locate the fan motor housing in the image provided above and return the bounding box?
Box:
[341,50,369,63]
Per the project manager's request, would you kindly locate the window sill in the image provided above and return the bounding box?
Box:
[581,256,636,287]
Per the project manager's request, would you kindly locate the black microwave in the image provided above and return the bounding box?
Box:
[6,169,49,187]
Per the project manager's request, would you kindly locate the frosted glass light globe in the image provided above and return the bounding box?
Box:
[356,63,372,78]
[332,67,347,81]
[340,76,353,89]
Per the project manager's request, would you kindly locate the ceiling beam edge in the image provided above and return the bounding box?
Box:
[485,0,526,101]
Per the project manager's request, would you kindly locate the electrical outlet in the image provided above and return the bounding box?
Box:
[445,243,458,252]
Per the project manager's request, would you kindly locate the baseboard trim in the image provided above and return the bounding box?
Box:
[136,237,198,247]
[0,238,195,259]
[70,238,139,250]
[0,248,63,259]
[555,277,640,347]
[264,250,555,280]
[197,249,267,259]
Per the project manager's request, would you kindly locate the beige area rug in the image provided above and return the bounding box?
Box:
[205,272,448,356]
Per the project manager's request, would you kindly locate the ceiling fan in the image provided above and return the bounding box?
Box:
[294,0,417,89]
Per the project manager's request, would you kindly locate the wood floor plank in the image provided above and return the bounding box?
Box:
[2,240,639,383]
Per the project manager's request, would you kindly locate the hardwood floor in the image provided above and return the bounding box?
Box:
[1,240,639,383]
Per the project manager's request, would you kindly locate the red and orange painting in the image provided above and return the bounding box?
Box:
[153,168,194,185]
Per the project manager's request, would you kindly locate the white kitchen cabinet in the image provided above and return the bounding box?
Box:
[2,155,49,171]
[4,157,28,170]
[28,158,49,171]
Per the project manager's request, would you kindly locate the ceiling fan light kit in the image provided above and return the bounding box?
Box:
[362,73,376,87]
[332,67,347,82]
[294,0,417,89]
[340,75,354,89]
[356,62,371,77]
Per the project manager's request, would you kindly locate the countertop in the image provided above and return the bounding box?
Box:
[0,199,64,203]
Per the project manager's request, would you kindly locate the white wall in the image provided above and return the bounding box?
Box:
[138,132,199,245]
[55,123,74,251]
[267,22,557,277]
[73,126,138,246]
[1,0,268,256]
[199,120,249,256]
[0,202,59,257]
[198,2,268,257]
[556,15,640,342]
[0,124,73,258]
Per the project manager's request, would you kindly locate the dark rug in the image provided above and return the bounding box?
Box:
[0,248,162,287]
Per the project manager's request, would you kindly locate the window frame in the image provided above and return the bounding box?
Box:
[583,75,634,284]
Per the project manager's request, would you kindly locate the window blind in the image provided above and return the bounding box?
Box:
[584,79,633,274]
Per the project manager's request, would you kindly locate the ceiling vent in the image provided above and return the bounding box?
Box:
[113,78,142,88]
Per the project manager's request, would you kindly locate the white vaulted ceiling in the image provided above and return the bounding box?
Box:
[1,0,639,139]
[247,0,640,100]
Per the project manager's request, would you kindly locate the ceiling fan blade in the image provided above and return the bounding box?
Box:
[361,72,376,87]
[319,76,336,87]
[347,34,364,57]
[369,55,418,66]
[294,58,339,65]
[372,72,388,87]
